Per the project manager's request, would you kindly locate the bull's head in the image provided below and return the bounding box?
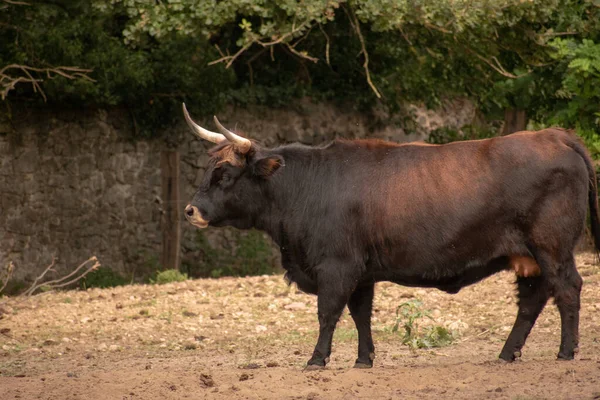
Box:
[183,103,284,230]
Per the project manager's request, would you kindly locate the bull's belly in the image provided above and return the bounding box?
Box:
[369,255,540,293]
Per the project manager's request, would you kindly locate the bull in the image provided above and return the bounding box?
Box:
[182,103,600,369]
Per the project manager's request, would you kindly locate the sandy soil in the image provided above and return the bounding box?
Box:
[1,253,600,400]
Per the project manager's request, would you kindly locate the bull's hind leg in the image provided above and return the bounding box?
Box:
[499,276,550,361]
[348,283,375,368]
[526,169,586,360]
[554,256,583,360]
[502,250,583,361]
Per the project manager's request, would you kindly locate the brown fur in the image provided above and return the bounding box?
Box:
[188,126,600,367]
[209,143,246,167]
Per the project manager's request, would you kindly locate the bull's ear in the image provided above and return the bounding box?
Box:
[253,155,284,178]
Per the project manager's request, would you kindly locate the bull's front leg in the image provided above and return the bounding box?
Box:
[305,259,359,370]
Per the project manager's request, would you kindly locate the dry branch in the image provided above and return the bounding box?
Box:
[398,26,413,47]
[344,6,382,99]
[318,23,331,65]
[208,42,254,69]
[246,48,269,86]
[0,256,100,298]
[423,22,452,34]
[0,64,95,101]
[285,43,319,63]
[2,0,31,5]
[465,49,527,79]
[31,257,100,293]
[208,21,318,69]
[0,262,14,294]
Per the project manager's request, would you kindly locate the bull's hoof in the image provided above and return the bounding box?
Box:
[498,350,521,362]
[305,356,329,371]
[557,344,579,360]
[557,352,575,360]
[353,352,375,368]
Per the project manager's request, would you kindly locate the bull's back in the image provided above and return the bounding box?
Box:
[362,129,584,223]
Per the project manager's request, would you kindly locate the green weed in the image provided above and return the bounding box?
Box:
[150,269,188,285]
[392,299,455,350]
[80,267,129,289]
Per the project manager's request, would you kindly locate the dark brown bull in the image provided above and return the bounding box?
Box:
[182,104,600,369]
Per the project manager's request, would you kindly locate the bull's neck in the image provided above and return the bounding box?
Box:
[253,146,322,246]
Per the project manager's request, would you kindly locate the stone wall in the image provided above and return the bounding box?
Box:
[0,99,477,285]
[0,108,160,284]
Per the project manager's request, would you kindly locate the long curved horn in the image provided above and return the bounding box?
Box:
[182,103,226,144]
[213,116,252,154]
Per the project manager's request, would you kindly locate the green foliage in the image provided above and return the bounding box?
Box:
[427,125,499,145]
[185,230,279,278]
[392,299,455,350]
[38,285,52,293]
[130,251,184,283]
[80,267,129,289]
[2,0,600,141]
[1,1,233,134]
[150,269,188,285]
[0,279,26,296]
[422,326,455,349]
[544,38,600,156]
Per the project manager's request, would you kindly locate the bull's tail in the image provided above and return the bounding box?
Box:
[565,131,600,257]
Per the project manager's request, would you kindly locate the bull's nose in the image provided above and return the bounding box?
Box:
[184,204,209,228]
[185,204,195,217]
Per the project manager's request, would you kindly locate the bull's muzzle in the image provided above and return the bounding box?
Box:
[184,204,209,229]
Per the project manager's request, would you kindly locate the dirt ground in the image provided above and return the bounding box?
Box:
[1,254,600,400]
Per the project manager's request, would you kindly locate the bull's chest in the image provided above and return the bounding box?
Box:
[279,239,318,295]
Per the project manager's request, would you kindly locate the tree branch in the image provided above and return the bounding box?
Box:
[0,262,14,294]
[285,43,319,63]
[23,257,58,295]
[465,49,527,79]
[0,257,100,299]
[540,31,579,37]
[0,64,95,101]
[423,22,452,34]
[398,25,413,46]
[208,21,318,69]
[318,23,331,65]
[208,42,253,68]
[2,0,31,5]
[344,6,382,99]
[21,256,100,297]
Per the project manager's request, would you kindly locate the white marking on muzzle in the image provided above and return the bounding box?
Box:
[185,204,209,229]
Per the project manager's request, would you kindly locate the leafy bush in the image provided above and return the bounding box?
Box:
[546,38,600,157]
[392,299,455,350]
[79,267,129,289]
[150,269,188,285]
[184,229,280,278]
[427,125,499,145]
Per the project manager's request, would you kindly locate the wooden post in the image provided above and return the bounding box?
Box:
[502,108,527,135]
[161,150,181,271]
